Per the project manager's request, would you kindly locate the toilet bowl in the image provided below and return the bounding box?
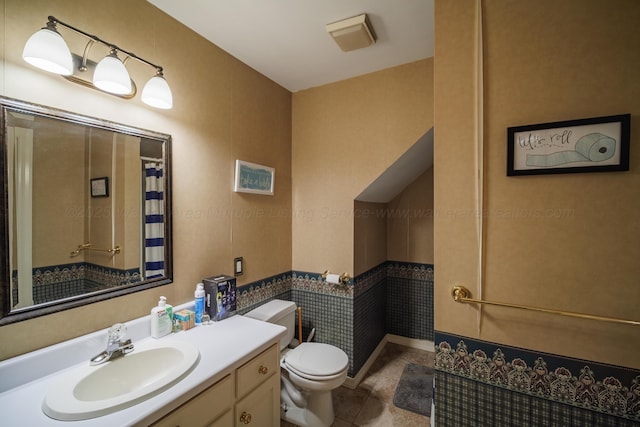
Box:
[244,299,349,427]
[283,342,348,390]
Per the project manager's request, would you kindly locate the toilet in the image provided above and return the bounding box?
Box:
[244,299,349,427]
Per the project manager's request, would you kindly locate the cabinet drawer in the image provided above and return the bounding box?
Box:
[152,374,233,427]
[236,344,278,398]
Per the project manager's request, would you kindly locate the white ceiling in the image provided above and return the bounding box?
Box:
[356,129,433,203]
[147,0,434,92]
[148,0,434,202]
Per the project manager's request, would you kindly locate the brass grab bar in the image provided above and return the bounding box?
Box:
[70,243,121,257]
[451,285,640,327]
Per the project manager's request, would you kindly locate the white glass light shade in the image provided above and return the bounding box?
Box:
[93,52,132,95]
[141,75,173,109]
[22,27,73,75]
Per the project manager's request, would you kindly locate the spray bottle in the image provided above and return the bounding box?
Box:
[194,283,205,325]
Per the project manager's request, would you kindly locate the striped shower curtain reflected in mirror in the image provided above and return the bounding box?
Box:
[143,161,164,279]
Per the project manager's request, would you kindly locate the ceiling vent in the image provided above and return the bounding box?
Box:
[326,14,376,52]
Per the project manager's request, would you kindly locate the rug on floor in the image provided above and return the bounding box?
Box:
[392,363,433,417]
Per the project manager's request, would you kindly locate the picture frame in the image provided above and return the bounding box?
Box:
[507,114,630,176]
[90,177,109,197]
[234,160,275,195]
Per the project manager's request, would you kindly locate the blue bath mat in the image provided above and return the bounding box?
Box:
[393,363,433,417]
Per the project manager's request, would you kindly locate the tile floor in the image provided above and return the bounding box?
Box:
[282,342,434,426]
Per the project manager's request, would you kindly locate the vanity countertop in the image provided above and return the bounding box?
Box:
[0,311,286,426]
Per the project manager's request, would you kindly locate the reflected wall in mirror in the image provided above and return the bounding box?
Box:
[0,97,172,324]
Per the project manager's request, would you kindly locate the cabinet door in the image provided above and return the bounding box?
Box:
[234,373,279,427]
[152,375,233,427]
[209,410,233,427]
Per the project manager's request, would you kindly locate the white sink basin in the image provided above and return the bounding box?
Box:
[42,340,200,421]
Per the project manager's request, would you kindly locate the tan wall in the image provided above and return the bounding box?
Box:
[353,201,387,274]
[354,167,435,273]
[0,0,291,360]
[34,127,140,271]
[87,129,114,266]
[120,135,142,271]
[435,0,640,369]
[32,117,85,267]
[387,167,434,264]
[292,59,434,276]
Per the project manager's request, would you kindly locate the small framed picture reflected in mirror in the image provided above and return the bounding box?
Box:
[90,177,109,197]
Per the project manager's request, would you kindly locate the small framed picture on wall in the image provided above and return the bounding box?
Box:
[507,114,630,176]
[233,160,275,195]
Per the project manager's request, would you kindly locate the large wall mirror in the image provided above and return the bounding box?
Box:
[0,97,172,324]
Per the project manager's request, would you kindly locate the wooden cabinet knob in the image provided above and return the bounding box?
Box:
[239,411,252,424]
[258,365,268,375]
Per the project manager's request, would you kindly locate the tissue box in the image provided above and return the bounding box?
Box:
[203,274,237,321]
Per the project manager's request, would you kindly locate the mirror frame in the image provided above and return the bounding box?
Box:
[0,96,173,325]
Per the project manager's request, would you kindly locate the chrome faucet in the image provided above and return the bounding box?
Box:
[90,323,134,365]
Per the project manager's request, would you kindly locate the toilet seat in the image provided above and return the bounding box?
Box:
[283,343,348,381]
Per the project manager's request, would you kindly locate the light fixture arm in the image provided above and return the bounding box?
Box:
[79,40,95,72]
[47,16,164,74]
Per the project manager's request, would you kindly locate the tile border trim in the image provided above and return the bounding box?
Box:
[434,331,640,421]
[234,262,434,304]
[236,272,292,310]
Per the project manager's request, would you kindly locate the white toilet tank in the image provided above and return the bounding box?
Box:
[244,299,296,350]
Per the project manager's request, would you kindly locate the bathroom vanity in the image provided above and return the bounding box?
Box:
[0,308,286,426]
[152,343,280,426]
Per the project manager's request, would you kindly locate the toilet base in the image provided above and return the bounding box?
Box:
[281,386,335,427]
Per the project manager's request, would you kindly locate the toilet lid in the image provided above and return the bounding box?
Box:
[284,342,348,377]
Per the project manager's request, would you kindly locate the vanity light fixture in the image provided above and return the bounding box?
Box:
[22,19,73,75]
[92,49,132,95]
[22,16,173,109]
[141,70,173,110]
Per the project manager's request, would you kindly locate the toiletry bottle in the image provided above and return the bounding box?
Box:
[194,283,205,325]
[151,296,172,338]
[165,299,173,323]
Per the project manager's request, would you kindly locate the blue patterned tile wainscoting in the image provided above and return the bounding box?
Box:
[386,262,434,341]
[434,332,640,426]
[234,262,434,378]
[352,267,386,377]
[291,272,355,374]
[236,272,293,313]
[12,263,141,306]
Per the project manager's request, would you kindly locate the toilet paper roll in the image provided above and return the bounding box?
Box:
[326,273,341,284]
[526,132,616,167]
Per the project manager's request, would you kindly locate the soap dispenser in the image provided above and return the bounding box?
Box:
[151,296,172,338]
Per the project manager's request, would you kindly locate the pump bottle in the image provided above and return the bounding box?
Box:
[151,296,172,338]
